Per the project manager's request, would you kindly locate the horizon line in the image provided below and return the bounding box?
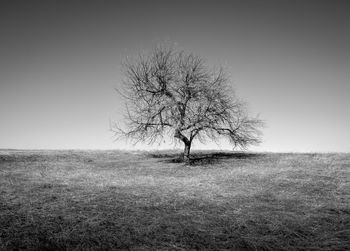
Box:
[0,148,349,154]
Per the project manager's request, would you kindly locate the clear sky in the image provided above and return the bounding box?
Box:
[1,0,349,152]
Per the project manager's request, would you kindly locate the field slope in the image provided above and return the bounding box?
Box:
[0,150,349,250]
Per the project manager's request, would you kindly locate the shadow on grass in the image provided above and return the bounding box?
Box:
[149,151,265,165]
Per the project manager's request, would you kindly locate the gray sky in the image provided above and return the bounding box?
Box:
[1,0,349,152]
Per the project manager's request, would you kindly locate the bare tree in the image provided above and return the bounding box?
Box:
[113,45,263,162]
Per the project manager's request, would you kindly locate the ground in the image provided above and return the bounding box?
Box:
[0,150,349,250]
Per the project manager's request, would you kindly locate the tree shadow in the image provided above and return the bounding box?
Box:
[148,151,265,165]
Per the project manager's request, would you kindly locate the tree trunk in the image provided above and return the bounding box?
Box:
[174,128,192,163]
[183,142,191,163]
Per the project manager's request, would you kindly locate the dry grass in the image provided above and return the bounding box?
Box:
[0,150,349,250]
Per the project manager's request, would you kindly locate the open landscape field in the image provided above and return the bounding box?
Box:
[0,150,349,250]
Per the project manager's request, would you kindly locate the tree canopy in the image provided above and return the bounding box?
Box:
[113,45,263,162]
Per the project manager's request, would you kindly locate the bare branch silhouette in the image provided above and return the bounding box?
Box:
[112,45,264,162]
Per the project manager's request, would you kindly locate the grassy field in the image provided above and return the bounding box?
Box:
[0,150,349,250]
